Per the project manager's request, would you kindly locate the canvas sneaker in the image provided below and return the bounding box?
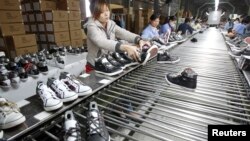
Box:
[36,81,63,111]
[60,72,92,96]
[64,110,81,141]
[47,78,78,102]
[0,98,26,129]
[95,56,123,76]
[157,50,180,64]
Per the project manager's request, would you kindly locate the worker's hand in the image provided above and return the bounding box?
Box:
[121,45,141,62]
[139,40,151,50]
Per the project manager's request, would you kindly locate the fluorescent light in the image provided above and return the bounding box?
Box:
[215,0,219,11]
[139,7,143,10]
[85,0,91,17]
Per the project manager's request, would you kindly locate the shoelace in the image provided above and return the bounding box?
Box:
[0,101,19,115]
[64,126,81,140]
[41,86,59,100]
[87,111,108,140]
[57,80,71,91]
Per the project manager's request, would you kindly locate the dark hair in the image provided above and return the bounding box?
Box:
[242,16,250,24]
[195,20,199,24]
[227,28,233,33]
[150,14,160,21]
[185,17,190,23]
[89,0,109,19]
[235,18,240,21]
[163,16,176,24]
[227,18,231,21]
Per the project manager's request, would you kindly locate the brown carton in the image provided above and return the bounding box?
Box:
[69,21,81,31]
[0,23,25,36]
[68,11,80,20]
[71,39,83,47]
[33,0,56,11]
[46,22,69,32]
[0,11,23,23]
[0,0,21,10]
[47,31,70,42]
[44,10,68,22]
[10,45,38,58]
[5,34,37,49]
[57,0,80,11]
[70,29,82,40]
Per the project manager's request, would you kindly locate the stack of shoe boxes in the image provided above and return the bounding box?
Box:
[57,0,83,47]
[22,0,71,50]
[0,0,37,59]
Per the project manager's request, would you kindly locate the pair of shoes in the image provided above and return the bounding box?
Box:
[0,98,26,129]
[166,68,198,90]
[139,45,158,65]
[63,102,110,141]
[157,50,180,64]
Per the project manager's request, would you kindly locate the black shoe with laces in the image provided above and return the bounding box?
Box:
[111,52,129,66]
[0,73,11,88]
[165,68,198,90]
[95,56,123,76]
[105,54,124,69]
[18,68,28,82]
[119,53,139,67]
[139,45,158,65]
[86,101,110,141]
[157,51,180,64]
[64,110,81,141]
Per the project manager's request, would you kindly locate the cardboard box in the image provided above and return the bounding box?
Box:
[0,0,21,10]
[10,45,38,58]
[44,10,68,22]
[0,23,25,36]
[47,31,70,42]
[71,39,83,47]
[33,0,56,11]
[70,30,82,40]
[0,11,23,23]
[5,34,37,49]
[46,22,69,32]
[50,40,70,46]
[68,11,80,20]
[69,21,81,30]
[82,29,86,39]
[57,0,80,11]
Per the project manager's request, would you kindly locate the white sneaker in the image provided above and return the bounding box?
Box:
[47,78,78,102]
[0,130,3,138]
[36,81,63,111]
[60,72,92,96]
[64,110,81,141]
[0,98,26,129]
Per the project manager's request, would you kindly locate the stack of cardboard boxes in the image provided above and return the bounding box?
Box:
[58,0,83,47]
[0,0,37,59]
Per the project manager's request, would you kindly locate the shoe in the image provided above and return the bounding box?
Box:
[8,71,20,87]
[0,130,3,138]
[60,72,92,96]
[111,52,130,67]
[105,54,124,69]
[86,101,110,141]
[165,68,198,90]
[0,64,8,74]
[157,51,180,64]
[27,65,40,78]
[0,73,11,89]
[56,56,65,69]
[64,110,81,141]
[0,98,26,129]
[119,53,139,67]
[37,61,48,74]
[140,45,158,65]
[6,62,19,71]
[18,68,28,82]
[47,78,78,102]
[191,38,198,42]
[36,81,63,111]
[46,54,54,66]
[95,56,123,76]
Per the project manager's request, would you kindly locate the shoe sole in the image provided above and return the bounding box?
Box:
[78,89,93,96]
[61,94,78,102]
[44,102,63,111]
[165,74,196,92]
[124,62,139,68]
[95,69,123,76]
[0,116,26,129]
[141,46,158,66]
[227,51,241,58]
[157,58,180,64]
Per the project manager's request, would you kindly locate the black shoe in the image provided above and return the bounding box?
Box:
[157,51,180,64]
[105,54,124,68]
[139,45,158,65]
[27,65,40,78]
[0,73,11,88]
[37,61,48,74]
[8,71,20,87]
[111,52,130,66]
[119,53,139,67]
[95,56,123,76]
[18,68,28,82]
[86,101,110,141]
[64,110,81,141]
[0,64,8,74]
[191,38,198,42]
[165,68,198,90]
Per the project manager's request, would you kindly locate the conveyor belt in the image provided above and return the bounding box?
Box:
[19,28,250,141]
